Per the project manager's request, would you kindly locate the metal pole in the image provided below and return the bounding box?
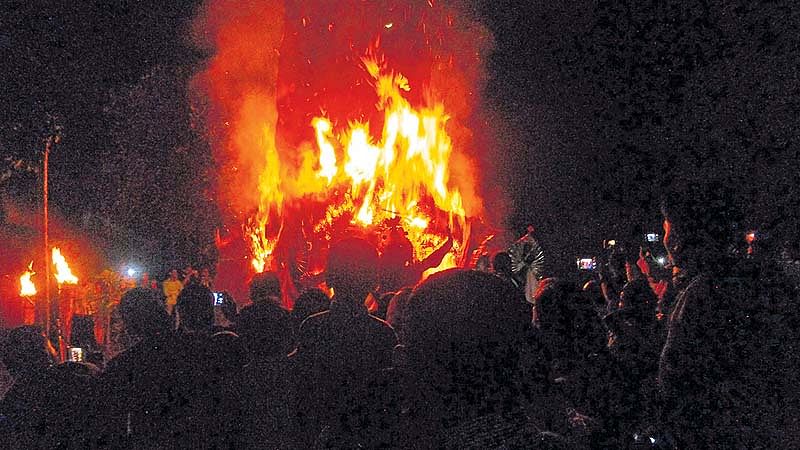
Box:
[44,136,51,337]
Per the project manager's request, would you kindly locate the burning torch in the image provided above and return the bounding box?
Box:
[51,247,78,360]
[19,262,38,326]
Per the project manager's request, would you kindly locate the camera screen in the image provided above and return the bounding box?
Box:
[645,233,660,243]
[213,292,224,306]
[68,347,84,362]
[576,258,596,271]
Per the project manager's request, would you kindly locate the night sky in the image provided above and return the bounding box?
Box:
[1,0,798,277]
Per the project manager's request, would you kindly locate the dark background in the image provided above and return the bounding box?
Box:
[1,0,798,278]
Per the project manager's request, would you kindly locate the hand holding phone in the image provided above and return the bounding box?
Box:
[213,292,224,306]
[637,247,651,276]
[576,257,596,271]
[68,347,84,362]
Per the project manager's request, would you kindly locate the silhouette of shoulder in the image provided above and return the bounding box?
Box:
[300,308,396,342]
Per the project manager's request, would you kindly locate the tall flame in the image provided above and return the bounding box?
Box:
[52,247,78,285]
[244,54,470,272]
[19,262,37,297]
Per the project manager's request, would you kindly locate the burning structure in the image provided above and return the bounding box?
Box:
[194,0,494,302]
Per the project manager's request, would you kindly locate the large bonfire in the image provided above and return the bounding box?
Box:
[195,0,493,300]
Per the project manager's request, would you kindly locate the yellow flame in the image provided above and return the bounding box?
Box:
[243,123,285,273]
[19,262,37,297]
[313,117,337,183]
[314,58,465,257]
[245,55,470,274]
[248,216,283,272]
[52,247,78,284]
[406,216,429,229]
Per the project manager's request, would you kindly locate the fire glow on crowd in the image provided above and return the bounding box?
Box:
[197,0,492,295]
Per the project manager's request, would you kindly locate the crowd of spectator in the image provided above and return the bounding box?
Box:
[1,180,799,449]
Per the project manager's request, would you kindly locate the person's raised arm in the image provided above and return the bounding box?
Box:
[638,247,669,301]
[417,233,453,272]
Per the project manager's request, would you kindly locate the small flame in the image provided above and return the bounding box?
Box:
[19,262,37,297]
[52,248,78,285]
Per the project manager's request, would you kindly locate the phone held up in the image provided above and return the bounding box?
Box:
[213,292,224,306]
[67,347,84,363]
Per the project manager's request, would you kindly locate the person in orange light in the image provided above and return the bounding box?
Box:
[162,269,183,315]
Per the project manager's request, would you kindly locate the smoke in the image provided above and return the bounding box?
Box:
[192,0,285,216]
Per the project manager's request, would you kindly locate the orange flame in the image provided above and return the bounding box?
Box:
[245,54,471,272]
[52,247,78,285]
[19,262,37,297]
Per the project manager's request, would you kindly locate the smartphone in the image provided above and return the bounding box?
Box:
[213,292,224,306]
[645,233,660,243]
[603,239,617,249]
[576,257,596,271]
[68,347,84,363]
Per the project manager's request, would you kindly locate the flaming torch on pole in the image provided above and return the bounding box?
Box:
[20,262,38,299]
[51,247,78,361]
[20,262,37,296]
[19,262,38,324]
[52,248,79,286]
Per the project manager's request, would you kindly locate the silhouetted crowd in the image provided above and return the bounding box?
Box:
[1,180,799,449]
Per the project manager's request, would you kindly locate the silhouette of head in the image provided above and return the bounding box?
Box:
[118,287,171,338]
[327,237,379,303]
[176,283,215,333]
[291,288,330,323]
[70,315,99,349]
[604,280,658,359]
[533,278,605,354]
[661,178,743,273]
[404,269,529,395]
[237,303,294,360]
[249,271,281,306]
[1,325,56,377]
[492,252,513,277]
[381,227,414,268]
